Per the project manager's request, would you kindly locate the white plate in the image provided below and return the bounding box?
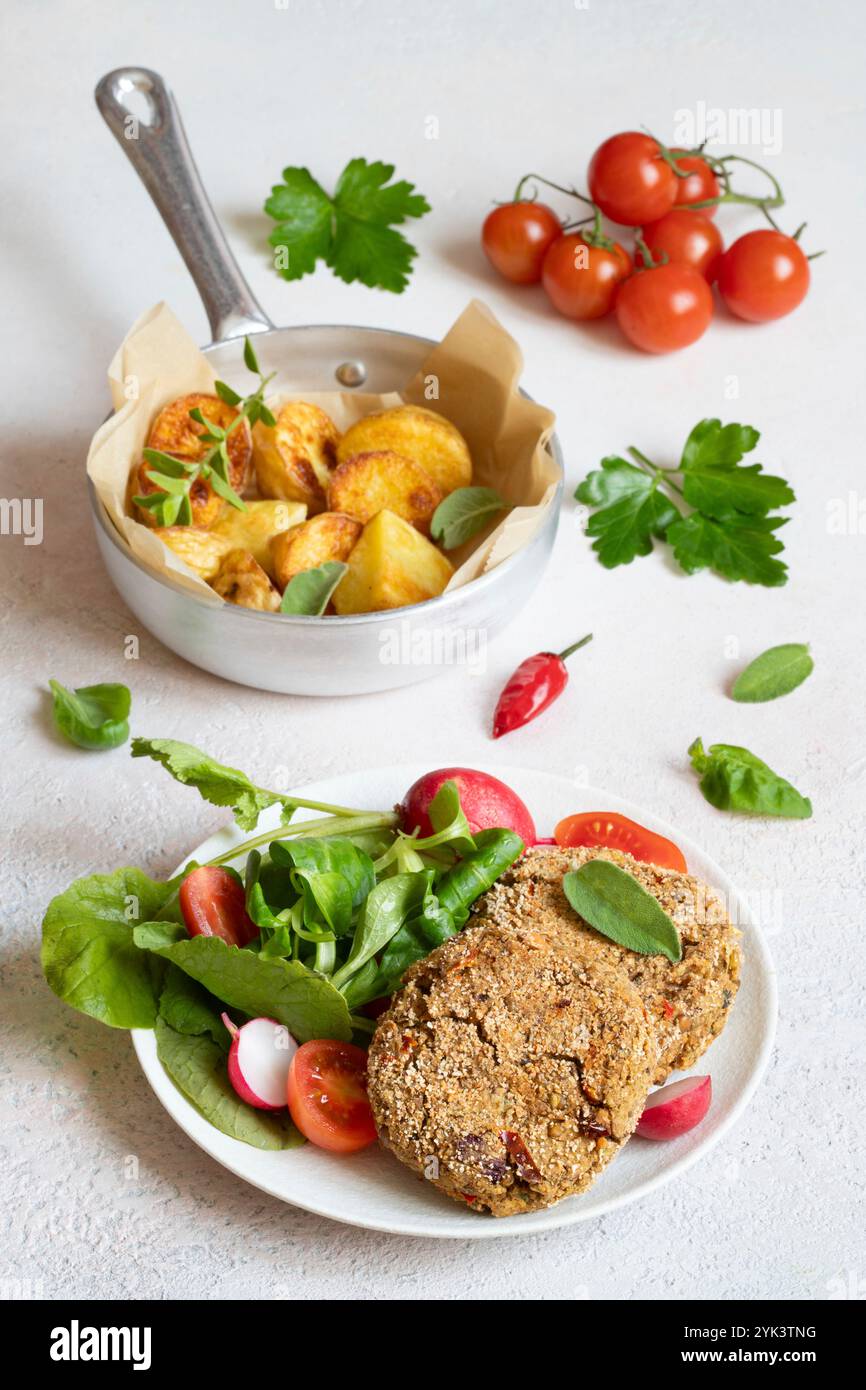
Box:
[132,764,777,1239]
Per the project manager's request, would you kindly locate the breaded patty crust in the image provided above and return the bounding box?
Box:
[477,847,741,1084]
[367,919,657,1216]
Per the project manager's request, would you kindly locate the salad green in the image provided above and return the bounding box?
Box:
[40,742,525,1150]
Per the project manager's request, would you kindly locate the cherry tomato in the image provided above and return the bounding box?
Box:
[554,811,688,873]
[286,1040,377,1153]
[179,866,259,946]
[717,229,810,322]
[481,201,562,284]
[588,132,678,226]
[670,150,720,216]
[615,263,713,353]
[541,233,631,320]
[639,210,723,281]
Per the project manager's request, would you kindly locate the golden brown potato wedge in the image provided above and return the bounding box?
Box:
[335,405,472,495]
[327,450,442,535]
[152,525,231,581]
[211,549,281,612]
[270,512,362,590]
[252,401,340,514]
[135,392,252,528]
[211,499,306,578]
[333,509,453,615]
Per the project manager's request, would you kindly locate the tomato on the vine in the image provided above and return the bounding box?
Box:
[541,232,631,320]
[588,132,678,226]
[638,210,723,281]
[717,229,810,322]
[615,262,714,353]
[670,150,720,216]
[481,201,562,284]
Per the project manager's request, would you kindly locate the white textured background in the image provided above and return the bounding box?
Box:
[1,0,864,1301]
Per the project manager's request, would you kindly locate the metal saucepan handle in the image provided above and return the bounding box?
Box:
[95,66,274,342]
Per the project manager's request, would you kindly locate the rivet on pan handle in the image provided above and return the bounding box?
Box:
[94,67,274,343]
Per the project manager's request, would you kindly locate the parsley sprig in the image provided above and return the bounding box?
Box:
[133,338,276,527]
[575,419,795,587]
[265,157,430,294]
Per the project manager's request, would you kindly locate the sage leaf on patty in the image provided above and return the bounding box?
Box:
[731,643,813,703]
[562,860,682,963]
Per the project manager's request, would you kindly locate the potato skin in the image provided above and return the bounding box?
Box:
[211,499,306,579]
[253,401,340,514]
[327,450,442,535]
[336,405,472,495]
[211,549,280,611]
[153,526,230,581]
[333,508,453,615]
[270,512,362,590]
[136,393,252,528]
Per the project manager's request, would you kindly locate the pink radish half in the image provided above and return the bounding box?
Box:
[222,1014,297,1111]
[636,1075,712,1140]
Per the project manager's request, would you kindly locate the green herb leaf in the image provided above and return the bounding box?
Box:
[49,680,131,752]
[280,561,347,615]
[205,466,247,511]
[431,487,509,549]
[679,419,795,519]
[155,1017,303,1149]
[214,379,242,407]
[688,737,812,818]
[575,457,680,568]
[142,934,353,1042]
[731,643,813,703]
[666,511,789,587]
[332,871,434,990]
[266,157,430,294]
[131,737,293,830]
[41,868,175,1028]
[242,337,262,375]
[562,861,682,962]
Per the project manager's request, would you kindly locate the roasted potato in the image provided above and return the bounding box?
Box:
[335,405,472,495]
[252,401,340,514]
[152,525,231,581]
[135,392,252,528]
[327,450,442,535]
[332,509,454,615]
[211,549,281,612]
[211,499,306,578]
[270,512,362,590]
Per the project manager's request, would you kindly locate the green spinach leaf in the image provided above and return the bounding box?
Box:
[688,737,812,818]
[50,680,130,751]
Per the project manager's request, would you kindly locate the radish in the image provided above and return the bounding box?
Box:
[222,1014,297,1111]
[636,1075,712,1140]
[401,767,536,844]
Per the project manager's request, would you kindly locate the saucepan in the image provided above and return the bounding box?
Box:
[90,67,564,695]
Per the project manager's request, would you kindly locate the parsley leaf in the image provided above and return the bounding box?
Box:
[679,419,795,519]
[575,456,680,568]
[574,420,795,586]
[265,157,430,293]
[667,511,789,587]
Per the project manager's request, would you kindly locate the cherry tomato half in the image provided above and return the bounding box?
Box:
[541,232,631,320]
[716,229,810,322]
[615,262,713,353]
[639,210,723,281]
[588,132,678,226]
[554,811,688,873]
[670,150,720,216]
[481,201,562,284]
[179,866,259,946]
[286,1040,377,1153]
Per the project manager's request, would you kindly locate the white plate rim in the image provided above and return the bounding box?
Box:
[132,763,777,1239]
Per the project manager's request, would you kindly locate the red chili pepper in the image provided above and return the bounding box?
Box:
[492,634,592,738]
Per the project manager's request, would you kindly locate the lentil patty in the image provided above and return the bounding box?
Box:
[367,919,657,1216]
[476,846,741,1084]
